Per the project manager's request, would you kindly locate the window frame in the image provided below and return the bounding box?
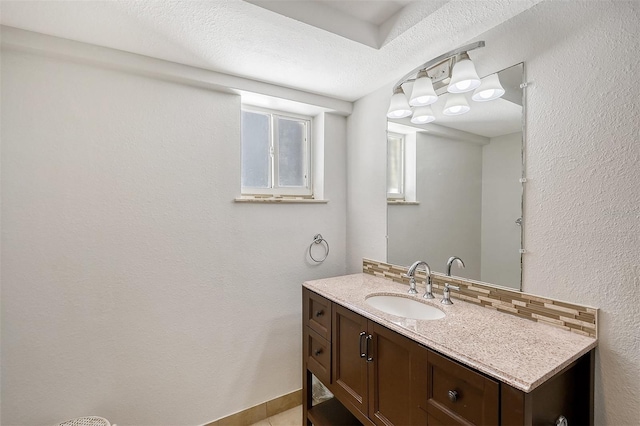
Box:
[387,131,406,200]
[241,106,313,197]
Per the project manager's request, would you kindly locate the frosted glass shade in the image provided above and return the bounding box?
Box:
[448,58,481,93]
[409,72,438,106]
[387,88,412,119]
[443,93,470,116]
[410,106,435,124]
[472,73,505,102]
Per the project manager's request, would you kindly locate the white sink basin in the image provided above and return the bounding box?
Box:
[365,295,445,320]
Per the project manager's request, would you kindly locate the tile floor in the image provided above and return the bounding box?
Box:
[249,405,302,426]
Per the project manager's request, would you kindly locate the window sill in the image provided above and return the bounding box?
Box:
[387,200,420,205]
[235,196,329,204]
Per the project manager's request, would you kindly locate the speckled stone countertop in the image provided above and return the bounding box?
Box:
[303,273,598,393]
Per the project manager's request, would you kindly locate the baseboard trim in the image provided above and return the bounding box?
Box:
[204,389,302,426]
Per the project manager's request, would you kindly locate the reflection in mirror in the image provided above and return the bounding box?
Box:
[387,63,524,290]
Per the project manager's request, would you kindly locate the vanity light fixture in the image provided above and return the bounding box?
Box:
[409,70,438,106]
[387,86,412,118]
[447,52,481,93]
[411,105,436,124]
[387,41,505,121]
[443,93,470,116]
[472,73,505,101]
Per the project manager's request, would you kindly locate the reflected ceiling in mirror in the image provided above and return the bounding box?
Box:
[387,63,524,290]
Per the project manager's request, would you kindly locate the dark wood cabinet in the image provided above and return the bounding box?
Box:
[326,297,423,426]
[303,288,594,426]
[303,289,361,426]
[331,303,370,422]
[500,352,595,426]
[368,321,421,426]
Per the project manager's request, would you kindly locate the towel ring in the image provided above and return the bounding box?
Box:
[309,234,329,263]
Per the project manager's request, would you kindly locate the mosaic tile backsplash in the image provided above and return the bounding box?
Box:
[363,258,598,338]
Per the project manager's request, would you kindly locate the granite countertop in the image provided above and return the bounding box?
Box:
[303,273,598,393]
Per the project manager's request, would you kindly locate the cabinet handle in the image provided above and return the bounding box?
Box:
[448,390,458,402]
[359,331,367,358]
[366,334,373,362]
[315,310,324,317]
[314,348,323,356]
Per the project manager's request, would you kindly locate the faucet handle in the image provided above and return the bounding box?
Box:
[441,283,460,305]
[403,275,418,294]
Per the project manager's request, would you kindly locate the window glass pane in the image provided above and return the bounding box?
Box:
[277,117,306,187]
[387,134,404,195]
[241,111,271,188]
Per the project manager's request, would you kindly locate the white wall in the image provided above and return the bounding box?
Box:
[0,45,347,425]
[347,1,640,425]
[388,133,482,278]
[345,84,389,272]
[481,132,522,287]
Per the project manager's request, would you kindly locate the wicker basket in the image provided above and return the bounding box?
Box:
[57,416,111,426]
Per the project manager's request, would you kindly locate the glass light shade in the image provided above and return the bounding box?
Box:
[448,58,481,93]
[472,73,505,102]
[409,72,438,106]
[387,87,412,119]
[410,106,436,124]
[443,93,470,116]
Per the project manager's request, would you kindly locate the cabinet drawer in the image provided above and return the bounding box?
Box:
[304,289,331,340]
[304,327,331,385]
[426,349,499,425]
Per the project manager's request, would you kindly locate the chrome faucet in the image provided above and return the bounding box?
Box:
[442,256,464,305]
[446,256,465,276]
[404,261,434,299]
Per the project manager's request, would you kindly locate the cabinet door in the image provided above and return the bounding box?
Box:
[368,322,416,426]
[332,304,369,421]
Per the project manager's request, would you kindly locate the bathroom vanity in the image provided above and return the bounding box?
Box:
[302,272,596,426]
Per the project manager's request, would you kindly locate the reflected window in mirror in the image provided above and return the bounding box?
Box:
[387,132,405,200]
[387,63,524,290]
[387,129,418,204]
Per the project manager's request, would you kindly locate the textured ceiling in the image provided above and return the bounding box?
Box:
[0,0,542,102]
[245,0,433,48]
[320,0,414,25]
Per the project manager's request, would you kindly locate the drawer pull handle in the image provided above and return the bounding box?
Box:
[366,334,373,362]
[359,331,367,358]
[315,310,324,317]
[314,348,323,356]
[448,390,458,402]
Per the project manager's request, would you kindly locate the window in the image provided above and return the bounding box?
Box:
[387,132,405,200]
[241,107,312,197]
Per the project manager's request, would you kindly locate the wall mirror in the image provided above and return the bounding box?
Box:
[387,61,524,290]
